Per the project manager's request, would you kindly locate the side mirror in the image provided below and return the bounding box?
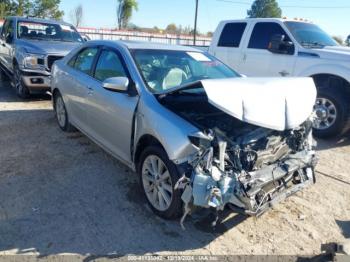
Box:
[81,33,90,42]
[102,77,129,92]
[5,32,13,43]
[268,34,294,55]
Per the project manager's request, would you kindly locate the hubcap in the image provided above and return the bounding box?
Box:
[313,97,337,130]
[142,155,173,211]
[55,96,66,128]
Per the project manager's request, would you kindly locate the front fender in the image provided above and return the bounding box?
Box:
[297,64,350,84]
[134,95,199,164]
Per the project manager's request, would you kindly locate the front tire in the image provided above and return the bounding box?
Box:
[138,145,183,219]
[313,87,350,138]
[0,67,9,82]
[54,91,75,132]
[13,65,30,99]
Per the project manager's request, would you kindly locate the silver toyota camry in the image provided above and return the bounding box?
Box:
[51,40,317,224]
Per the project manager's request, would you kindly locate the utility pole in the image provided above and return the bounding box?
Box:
[193,0,199,45]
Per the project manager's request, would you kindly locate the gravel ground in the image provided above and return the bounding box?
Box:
[0,80,349,257]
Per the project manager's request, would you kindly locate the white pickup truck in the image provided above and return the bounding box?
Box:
[209,18,350,138]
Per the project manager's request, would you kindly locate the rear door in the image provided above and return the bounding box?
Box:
[84,47,139,163]
[63,46,99,130]
[239,22,297,77]
[210,22,248,72]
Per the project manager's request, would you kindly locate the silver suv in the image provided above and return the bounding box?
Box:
[0,16,83,98]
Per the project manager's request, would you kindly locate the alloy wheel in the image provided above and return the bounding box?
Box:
[141,155,173,211]
[313,97,337,130]
[14,67,26,97]
[55,96,67,128]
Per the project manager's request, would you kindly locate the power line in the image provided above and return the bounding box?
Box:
[216,0,350,9]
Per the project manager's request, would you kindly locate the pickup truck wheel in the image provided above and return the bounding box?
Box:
[0,67,9,82]
[313,88,349,138]
[14,66,30,99]
[138,145,183,219]
[54,92,75,132]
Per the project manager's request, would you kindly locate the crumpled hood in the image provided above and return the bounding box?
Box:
[15,39,81,55]
[201,77,317,131]
[312,45,350,61]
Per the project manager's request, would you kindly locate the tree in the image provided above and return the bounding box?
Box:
[16,0,33,16]
[117,0,138,29]
[0,0,12,19]
[165,23,177,34]
[247,0,282,18]
[32,0,64,20]
[346,35,350,47]
[332,36,343,45]
[0,0,32,19]
[69,4,83,27]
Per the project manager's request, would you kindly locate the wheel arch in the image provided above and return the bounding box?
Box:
[52,88,61,109]
[134,134,167,169]
[310,73,350,98]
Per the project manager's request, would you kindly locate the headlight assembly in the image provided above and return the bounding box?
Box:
[22,53,45,70]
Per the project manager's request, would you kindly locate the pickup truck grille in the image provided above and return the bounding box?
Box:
[47,55,64,71]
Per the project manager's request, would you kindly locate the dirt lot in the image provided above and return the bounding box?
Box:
[0,79,349,257]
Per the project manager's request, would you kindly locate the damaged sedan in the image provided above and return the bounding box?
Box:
[51,41,318,224]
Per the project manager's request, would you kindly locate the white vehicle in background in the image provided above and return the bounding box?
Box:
[209,18,350,138]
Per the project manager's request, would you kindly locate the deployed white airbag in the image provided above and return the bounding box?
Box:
[201,77,317,131]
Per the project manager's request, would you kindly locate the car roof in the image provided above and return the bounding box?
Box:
[7,16,73,27]
[219,18,313,24]
[87,40,205,52]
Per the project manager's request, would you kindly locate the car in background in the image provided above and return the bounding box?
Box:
[0,16,84,98]
[51,40,317,223]
[209,18,350,138]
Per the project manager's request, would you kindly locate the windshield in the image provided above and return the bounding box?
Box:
[132,49,239,93]
[17,21,83,43]
[284,21,337,48]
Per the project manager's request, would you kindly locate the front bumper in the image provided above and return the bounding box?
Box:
[187,150,317,214]
[20,70,51,92]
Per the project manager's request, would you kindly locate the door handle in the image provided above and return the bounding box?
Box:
[279,70,290,77]
[1,43,5,47]
[242,54,247,62]
[87,86,94,95]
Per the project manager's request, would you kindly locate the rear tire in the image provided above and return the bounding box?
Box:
[313,87,350,138]
[138,145,183,219]
[53,91,76,132]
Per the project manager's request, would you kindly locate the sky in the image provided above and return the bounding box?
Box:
[60,0,350,39]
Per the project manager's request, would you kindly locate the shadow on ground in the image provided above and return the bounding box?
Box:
[336,220,350,239]
[0,109,248,256]
[316,131,350,151]
[0,80,51,102]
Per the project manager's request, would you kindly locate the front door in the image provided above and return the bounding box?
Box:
[84,47,138,163]
[0,19,14,70]
[238,22,297,77]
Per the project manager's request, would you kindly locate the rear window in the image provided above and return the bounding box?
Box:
[218,23,247,47]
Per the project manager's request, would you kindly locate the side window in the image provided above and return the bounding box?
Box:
[73,47,98,75]
[1,20,10,38]
[94,50,127,81]
[248,22,291,50]
[218,23,247,47]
